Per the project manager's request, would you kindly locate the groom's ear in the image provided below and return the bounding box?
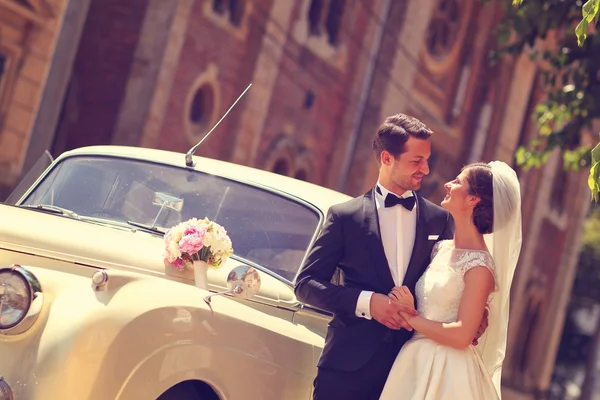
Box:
[381,151,393,166]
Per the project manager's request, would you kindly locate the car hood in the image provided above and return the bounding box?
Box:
[0,204,170,274]
[0,204,298,305]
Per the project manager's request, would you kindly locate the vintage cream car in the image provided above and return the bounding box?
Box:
[0,145,351,400]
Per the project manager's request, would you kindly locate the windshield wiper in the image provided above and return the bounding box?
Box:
[126,220,166,235]
[19,204,80,220]
[19,204,164,234]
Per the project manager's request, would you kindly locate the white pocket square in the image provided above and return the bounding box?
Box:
[428,235,439,240]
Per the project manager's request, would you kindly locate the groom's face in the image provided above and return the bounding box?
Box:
[384,137,431,193]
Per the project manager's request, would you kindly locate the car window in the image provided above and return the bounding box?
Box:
[21,156,321,282]
[4,150,54,205]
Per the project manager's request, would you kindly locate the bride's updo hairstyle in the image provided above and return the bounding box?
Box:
[464,163,494,234]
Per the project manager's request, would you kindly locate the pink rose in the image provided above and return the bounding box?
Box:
[179,231,206,255]
[183,225,199,236]
[168,257,185,271]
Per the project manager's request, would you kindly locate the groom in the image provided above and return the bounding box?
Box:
[295,113,474,399]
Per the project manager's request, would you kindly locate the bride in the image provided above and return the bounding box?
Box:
[379,161,522,400]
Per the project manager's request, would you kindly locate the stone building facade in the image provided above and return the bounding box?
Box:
[0,0,592,398]
[0,0,74,193]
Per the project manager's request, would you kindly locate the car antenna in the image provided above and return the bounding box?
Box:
[185,82,252,167]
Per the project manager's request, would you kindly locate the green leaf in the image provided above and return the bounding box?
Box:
[589,161,600,202]
[592,142,600,164]
[515,147,529,167]
[590,145,600,202]
[495,0,600,201]
[582,0,600,23]
[576,20,588,47]
[577,0,600,46]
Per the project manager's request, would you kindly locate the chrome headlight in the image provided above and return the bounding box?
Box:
[0,265,43,334]
[0,377,13,400]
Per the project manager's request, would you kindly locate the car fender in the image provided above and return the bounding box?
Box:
[4,267,321,400]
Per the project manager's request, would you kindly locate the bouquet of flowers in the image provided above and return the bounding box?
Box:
[164,217,234,270]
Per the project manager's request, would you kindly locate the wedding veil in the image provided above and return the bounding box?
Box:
[478,161,523,397]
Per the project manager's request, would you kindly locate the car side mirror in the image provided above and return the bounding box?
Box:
[204,265,261,304]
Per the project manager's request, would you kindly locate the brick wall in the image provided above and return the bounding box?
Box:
[155,0,272,161]
[340,0,411,195]
[0,0,70,196]
[51,0,149,155]
[152,0,388,188]
[253,0,370,187]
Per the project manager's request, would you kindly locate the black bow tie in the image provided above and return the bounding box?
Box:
[385,193,415,210]
[376,186,415,211]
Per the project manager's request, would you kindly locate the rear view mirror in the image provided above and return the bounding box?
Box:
[153,192,184,212]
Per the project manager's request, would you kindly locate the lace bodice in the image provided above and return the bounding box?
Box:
[415,240,497,323]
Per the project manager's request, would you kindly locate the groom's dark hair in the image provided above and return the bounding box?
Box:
[372,113,433,165]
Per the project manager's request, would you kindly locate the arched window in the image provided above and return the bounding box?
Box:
[213,0,226,14]
[550,162,569,212]
[15,0,34,9]
[264,136,314,182]
[0,53,7,95]
[308,0,325,36]
[325,0,345,46]
[189,84,215,133]
[294,169,308,181]
[212,0,245,27]
[272,158,290,176]
[229,0,245,27]
[307,0,344,47]
[426,0,461,59]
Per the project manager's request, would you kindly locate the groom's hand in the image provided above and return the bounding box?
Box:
[472,308,489,346]
[370,293,417,330]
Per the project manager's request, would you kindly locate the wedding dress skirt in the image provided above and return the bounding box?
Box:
[379,333,499,400]
[380,241,500,399]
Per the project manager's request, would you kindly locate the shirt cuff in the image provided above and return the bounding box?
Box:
[355,290,374,319]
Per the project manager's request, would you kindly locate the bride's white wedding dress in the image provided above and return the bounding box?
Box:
[379,240,500,400]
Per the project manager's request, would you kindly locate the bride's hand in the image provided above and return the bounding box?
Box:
[388,286,415,309]
[388,286,417,326]
[399,311,417,326]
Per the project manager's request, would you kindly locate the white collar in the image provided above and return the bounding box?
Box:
[376,181,414,199]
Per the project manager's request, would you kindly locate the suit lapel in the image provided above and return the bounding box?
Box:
[402,194,429,287]
[362,188,395,290]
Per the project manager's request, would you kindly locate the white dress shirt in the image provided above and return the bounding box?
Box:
[355,182,417,319]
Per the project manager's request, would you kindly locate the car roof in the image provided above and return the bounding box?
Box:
[57,145,353,213]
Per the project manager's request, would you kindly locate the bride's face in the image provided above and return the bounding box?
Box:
[441,170,479,214]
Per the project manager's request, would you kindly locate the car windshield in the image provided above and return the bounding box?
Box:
[20,156,321,282]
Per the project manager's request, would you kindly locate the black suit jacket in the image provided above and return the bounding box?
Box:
[294,188,454,371]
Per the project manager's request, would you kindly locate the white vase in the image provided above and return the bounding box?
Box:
[193,260,209,290]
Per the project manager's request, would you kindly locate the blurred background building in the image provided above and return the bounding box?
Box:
[0,0,593,398]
